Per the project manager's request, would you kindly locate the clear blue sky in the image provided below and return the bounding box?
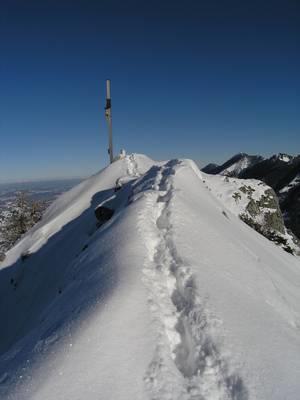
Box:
[1,0,299,182]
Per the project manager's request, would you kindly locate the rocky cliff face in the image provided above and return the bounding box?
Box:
[238,185,298,254]
[206,174,299,255]
[202,153,300,242]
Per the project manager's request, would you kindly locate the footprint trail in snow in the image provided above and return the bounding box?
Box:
[134,160,248,400]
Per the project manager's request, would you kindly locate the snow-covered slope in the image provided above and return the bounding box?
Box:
[219,155,254,176]
[1,155,300,400]
[279,173,300,195]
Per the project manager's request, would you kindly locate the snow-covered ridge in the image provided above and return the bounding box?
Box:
[220,155,252,176]
[1,154,300,400]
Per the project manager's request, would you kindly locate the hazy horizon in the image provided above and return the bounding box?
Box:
[0,176,84,186]
[1,149,300,185]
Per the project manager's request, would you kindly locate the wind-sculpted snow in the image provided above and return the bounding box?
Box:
[0,154,300,400]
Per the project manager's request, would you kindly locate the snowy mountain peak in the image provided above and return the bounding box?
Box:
[1,154,300,400]
[271,153,294,163]
[202,153,264,177]
[219,153,253,176]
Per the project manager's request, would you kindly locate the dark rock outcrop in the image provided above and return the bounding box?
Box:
[281,185,300,239]
[94,206,114,226]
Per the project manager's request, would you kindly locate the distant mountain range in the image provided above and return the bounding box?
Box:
[202,153,300,239]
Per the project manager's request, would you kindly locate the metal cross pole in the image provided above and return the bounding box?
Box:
[105,79,114,163]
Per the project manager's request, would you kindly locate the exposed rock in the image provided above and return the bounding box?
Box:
[243,188,286,234]
[264,210,285,234]
[207,175,299,255]
[239,155,300,240]
[241,186,286,238]
[202,152,300,241]
[238,185,297,253]
[240,214,295,254]
[232,192,242,203]
[239,185,255,197]
[94,206,114,225]
[245,198,260,218]
[281,185,300,239]
[0,252,5,262]
[21,252,31,262]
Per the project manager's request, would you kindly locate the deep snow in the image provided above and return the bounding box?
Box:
[0,154,300,400]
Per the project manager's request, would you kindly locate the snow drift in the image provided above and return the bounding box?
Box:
[0,154,300,400]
